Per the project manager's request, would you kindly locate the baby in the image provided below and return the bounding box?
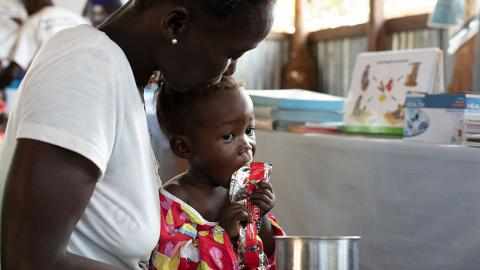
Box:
[151,76,284,269]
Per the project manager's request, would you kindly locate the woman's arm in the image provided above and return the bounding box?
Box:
[2,139,121,270]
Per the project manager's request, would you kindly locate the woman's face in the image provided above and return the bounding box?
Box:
[157,4,274,90]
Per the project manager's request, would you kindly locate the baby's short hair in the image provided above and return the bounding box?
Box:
[156,76,242,139]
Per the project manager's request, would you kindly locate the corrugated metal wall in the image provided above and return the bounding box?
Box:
[315,29,446,96]
[235,29,448,95]
[315,37,368,96]
[234,38,289,90]
[390,29,443,50]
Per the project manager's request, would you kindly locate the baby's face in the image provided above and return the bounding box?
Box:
[188,88,256,187]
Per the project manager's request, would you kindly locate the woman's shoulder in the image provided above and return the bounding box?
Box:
[32,25,117,66]
[46,25,102,45]
[30,25,130,82]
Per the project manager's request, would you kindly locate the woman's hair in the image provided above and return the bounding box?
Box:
[157,76,242,139]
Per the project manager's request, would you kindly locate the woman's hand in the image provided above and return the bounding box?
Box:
[218,200,249,240]
[250,182,275,217]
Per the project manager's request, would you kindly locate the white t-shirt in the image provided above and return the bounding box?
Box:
[9,6,88,69]
[0,25,161,270]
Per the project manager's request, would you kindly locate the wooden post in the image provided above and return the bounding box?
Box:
[465,0,477,19]
[368,0,386,51]
[448,0,478,92]
[282,0,317,90]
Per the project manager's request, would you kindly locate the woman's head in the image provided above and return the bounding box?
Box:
[127,0,275,90]
[157,76,256,186]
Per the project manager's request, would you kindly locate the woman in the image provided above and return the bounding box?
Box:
[0,0,275,269]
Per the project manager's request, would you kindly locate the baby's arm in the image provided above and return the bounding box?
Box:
[218,199,250,242]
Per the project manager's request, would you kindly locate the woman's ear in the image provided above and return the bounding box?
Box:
[164,7,189,39]
[170,136,192,159]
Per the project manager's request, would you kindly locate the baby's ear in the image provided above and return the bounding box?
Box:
[170,136,192,159]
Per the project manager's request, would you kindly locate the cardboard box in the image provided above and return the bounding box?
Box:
[404,93,480,145]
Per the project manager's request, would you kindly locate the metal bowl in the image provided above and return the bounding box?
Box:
[275,236,360,270]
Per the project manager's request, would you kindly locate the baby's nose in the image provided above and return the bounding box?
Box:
[238,135,253,153]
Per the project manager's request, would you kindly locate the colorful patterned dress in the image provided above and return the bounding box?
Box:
[151,190,285,270]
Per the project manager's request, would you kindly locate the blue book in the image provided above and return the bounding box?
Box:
[405,92,480,110]
[247,89,344,112]
[271,109,343,123]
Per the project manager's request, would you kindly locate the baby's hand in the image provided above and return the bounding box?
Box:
[219,200,249,240]
[250,182,275,216]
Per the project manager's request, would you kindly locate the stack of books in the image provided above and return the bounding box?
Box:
[464,112,480,148]
[247,89,344,133]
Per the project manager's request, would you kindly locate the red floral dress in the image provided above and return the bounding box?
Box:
[150,190,285,270]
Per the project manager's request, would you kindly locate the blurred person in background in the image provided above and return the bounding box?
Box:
[82,0,123,26]
[0,0,26,136]
[0,0,88,89]
[0,0,26,68]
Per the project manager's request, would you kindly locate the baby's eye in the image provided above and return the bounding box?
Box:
[222,133,234,143]
[246,127,256,137]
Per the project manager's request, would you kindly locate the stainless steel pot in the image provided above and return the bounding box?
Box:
[275,236,360,270]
